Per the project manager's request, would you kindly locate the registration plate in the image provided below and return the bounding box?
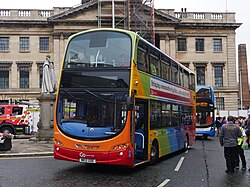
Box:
[195,134,203,136]
[79,158,96,163]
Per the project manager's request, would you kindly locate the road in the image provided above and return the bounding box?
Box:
[0,136,250,187]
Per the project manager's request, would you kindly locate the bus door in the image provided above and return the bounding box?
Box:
[134,100,148,163]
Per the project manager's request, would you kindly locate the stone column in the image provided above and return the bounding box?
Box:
[36,93,56,140]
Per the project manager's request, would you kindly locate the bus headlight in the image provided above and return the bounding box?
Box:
[54,139,64,146]
[113,143,128,150]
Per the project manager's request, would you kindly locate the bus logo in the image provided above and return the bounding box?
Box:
[80,152,86,157]
[79,152,94,158]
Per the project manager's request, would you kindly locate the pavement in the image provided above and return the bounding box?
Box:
[0,135,53,158]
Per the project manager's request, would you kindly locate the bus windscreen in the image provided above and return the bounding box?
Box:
[64,31,132,68]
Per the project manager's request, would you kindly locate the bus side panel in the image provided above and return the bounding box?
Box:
[150,127,186,158]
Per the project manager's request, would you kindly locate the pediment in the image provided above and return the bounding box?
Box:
[155,9,180,23]
[48,0,180,24]
[48,1,98,22]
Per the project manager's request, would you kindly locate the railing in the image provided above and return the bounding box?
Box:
[175,12,235,23]
[0,10,11,16]
[193,13,205,19]
[18,10,31,17]
[211,13,223,20]
[0,9,54,20]
[39,11,52,18]
[0,8,236,23]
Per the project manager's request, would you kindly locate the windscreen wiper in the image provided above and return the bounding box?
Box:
[84,88,112,103]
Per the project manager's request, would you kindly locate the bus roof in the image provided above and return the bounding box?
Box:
[196,85,214,92]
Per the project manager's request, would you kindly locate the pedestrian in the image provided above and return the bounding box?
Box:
[222,116,227,125]
[245,128,250,172]
[215,117,222,136]
[219,116,242,174]
[244,114,250,149]
[244,113,250,130]
[234,120,247,171]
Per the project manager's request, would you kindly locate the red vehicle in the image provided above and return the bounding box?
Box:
[0,104,30,135]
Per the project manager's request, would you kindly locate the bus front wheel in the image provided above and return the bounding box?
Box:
[149,141,159,165]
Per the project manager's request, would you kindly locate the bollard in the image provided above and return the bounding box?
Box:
[0,138,12,151]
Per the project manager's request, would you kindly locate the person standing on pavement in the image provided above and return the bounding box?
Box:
[222,116,227,125]
[215,117,222,136]
[234,119,247,171]
[219,116,242,174]
[243,114,250,129]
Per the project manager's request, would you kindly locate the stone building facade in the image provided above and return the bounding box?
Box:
[0,1,241,110]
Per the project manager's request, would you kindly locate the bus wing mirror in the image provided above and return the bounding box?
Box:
[127,97,134,111]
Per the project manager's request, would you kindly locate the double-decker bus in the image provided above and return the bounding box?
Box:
[195,86,215,139]
[54,28,196,167]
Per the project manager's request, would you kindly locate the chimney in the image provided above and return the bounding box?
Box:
[238,44,250,109]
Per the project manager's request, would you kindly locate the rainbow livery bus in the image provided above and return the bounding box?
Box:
[54,28,196,167]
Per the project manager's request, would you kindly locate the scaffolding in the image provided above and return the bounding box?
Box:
[97,0,128,29]
[97,0,155,44]
[128,0,155,44]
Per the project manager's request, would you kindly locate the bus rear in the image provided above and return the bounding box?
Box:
[195,86,215,139]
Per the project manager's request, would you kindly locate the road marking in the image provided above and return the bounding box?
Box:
[185,149,188,153]
[157,179,170,187]
[174,157,185,171]
[0,156,53,160]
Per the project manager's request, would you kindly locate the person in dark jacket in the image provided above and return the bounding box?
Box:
[244,114,250,129]
[219,116,242,174]
[215,117,222,136]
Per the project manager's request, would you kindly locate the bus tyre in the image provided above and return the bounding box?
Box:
[203,135,208,140]
[149,141,159,165]
[0,126,14,134]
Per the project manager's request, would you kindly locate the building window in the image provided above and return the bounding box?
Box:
[19,37,29,52]
[213,38,222,52]
[0,37,9,51]
[214,66,223,87]
[0,66,9,89]
[19,66,29,88]
[39,37,49,51]
[39,65,43,88]
[195,38,204,52]
[216,97,224,110]
[177,38,187,51]
[196,66,205,85]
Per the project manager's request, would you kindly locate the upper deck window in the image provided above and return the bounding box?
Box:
[64,31,132,68]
